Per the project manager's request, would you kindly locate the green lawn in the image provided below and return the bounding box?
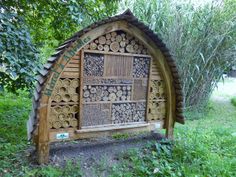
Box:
[0,91,235,176]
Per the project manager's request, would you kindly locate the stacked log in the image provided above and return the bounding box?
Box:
[83,85,132,102]
[111,102,145,123]
[84,30,148,55]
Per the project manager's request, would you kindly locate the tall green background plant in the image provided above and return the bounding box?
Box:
[119,0,236,109]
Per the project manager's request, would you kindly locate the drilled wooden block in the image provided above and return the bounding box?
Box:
[82,103,111,126]
[83,53,104,76]
[133,57,150,78]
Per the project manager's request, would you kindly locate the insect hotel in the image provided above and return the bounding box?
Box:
[27,10,184,164]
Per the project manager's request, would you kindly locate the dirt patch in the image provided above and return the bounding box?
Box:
[28,132,164,176]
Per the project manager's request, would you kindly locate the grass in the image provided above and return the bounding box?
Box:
[109,100,236,176]
[0,90,236,176]
[231,97,236,107]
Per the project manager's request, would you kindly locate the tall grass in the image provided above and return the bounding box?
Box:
[119,0,236,109]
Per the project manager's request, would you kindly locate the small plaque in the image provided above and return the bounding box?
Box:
[56,132,69,140]
[155,122,161,129]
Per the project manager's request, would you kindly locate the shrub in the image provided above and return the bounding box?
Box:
[231,97,236,107]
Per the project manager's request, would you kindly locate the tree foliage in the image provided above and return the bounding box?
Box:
[2,0,118,62]
[0,0,118,92]
[0,9,40,93]
[119,0,236,109]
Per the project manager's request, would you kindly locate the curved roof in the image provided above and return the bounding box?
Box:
[27,9,184,139]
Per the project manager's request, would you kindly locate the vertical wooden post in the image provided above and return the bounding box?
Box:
[37,96,50,164]
[79,50,84,129]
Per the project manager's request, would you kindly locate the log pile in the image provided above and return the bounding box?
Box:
[84,30,148,55]
[111,102,146,123]
[83,85,132,102]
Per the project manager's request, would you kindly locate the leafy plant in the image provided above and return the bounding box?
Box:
[2,0,119,62]
[0,9,41,92]
[231,97,236,107]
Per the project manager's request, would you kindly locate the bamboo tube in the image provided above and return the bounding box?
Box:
[63,94,71,102]
[71,94,79,102]
[53,106,62,113]
[62,105,71,113]
[62,121,69,128]
[59,87,67,94]
[53,94,62,102]
[58,113,66,121]
[63,79,71,87]
[52,121,61,129]
[70,118,78,127]
[72,105,79,112]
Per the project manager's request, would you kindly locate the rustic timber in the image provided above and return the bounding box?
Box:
[27,9,184,164]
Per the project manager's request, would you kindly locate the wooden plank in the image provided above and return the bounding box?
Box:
[37,96,50,164]
[64,67,80,72]
[104,54,133,77]
[51,102,79,106]
[82,100,146,104]
[66,63,80,68]
[60,72,79,78]
[84,49,151,58]
[79,50,84,129]
[48,121,164,142]
[77,122,148,133]
[69,60,80,64]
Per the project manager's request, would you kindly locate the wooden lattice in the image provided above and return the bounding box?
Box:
[147,59,167,121]
[49,105,79,129]
[49,77,80,129]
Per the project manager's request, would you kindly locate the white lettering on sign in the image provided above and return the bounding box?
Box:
[56,133,69,140]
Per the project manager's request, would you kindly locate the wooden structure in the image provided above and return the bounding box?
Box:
[27,10,184,164]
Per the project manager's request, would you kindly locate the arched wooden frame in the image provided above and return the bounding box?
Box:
[37,20,176,163]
